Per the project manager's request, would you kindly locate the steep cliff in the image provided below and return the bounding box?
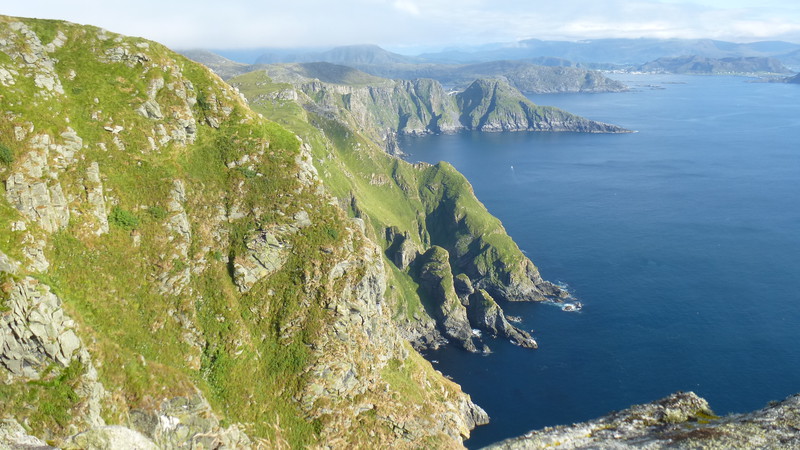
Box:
[0,15,487,448]
[231,65,628,155]
[455,79,624,133]
[230,69,571,357]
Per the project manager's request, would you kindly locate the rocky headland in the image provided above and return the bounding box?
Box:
[228,64,628,155]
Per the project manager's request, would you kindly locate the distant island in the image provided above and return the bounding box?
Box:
[634,55,792,75]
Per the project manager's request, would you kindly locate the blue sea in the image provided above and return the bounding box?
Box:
[399,74,800,448]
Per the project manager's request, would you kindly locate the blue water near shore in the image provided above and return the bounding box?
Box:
[399,74,800,448]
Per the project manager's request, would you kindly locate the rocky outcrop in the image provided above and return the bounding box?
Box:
[456,79,626,133]
[157,180,193,296]
[0,276,106,432]
[486,391,800,449]
[84,162,109,236]
[452,275,537,348]
[0,418,55,449]
[417,246,481,353]
[230,209,314,292]
[467,289,537,349]
[65,426,158,450]
[0,277,84,378]
[385,226,421,270]
[128,394,252,449]
[5,173,70,233]
[0,21,66,99]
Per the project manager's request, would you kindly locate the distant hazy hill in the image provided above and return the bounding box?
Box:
[178,49,251,79]
[246,46,628,94]
[418,38,800,66]
[636,55,792,75]
[250,61,392,86]
[255,44,423,65]
[186,47,627,94]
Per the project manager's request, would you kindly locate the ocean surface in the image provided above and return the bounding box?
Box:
[399,74,800,448]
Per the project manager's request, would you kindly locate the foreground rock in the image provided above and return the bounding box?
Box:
[486,391,800,449]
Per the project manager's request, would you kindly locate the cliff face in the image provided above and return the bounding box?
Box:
[487,391,800,449]
[455,79,625,133]
[231,66,628,155]
[0,15,487,448]
[231,68,572,356]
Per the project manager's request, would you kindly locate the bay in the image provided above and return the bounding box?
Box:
[399,74,800,448]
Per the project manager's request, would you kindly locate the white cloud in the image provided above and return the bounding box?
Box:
[3,0,800,49]
[393,0,421,15]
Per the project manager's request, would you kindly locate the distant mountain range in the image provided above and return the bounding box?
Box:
[183,47,629,94]
[208,37,800,72]
[255,44,424,66]
[417,38,800,67]
[183,38,800,103]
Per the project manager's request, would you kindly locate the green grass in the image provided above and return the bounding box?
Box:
[0,144,13,165]
[0,360,84,439]
[108,206,139,229]
[381,358,426,405]
[385,260,424,321]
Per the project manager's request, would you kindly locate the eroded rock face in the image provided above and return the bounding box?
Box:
[64,426,158,450]
[417,246,480,353]
[0,277,82,377]
[128,393,252,449]
[5,173,70,233]
[158,180,193,296]
[486,391,800,449]
[0,275,106,430]
[0,418,55,449]
[84,162,109,235]
[306,225,488,445]
[385,226,421,270]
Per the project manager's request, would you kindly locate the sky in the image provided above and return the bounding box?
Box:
[5,1,800,53]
